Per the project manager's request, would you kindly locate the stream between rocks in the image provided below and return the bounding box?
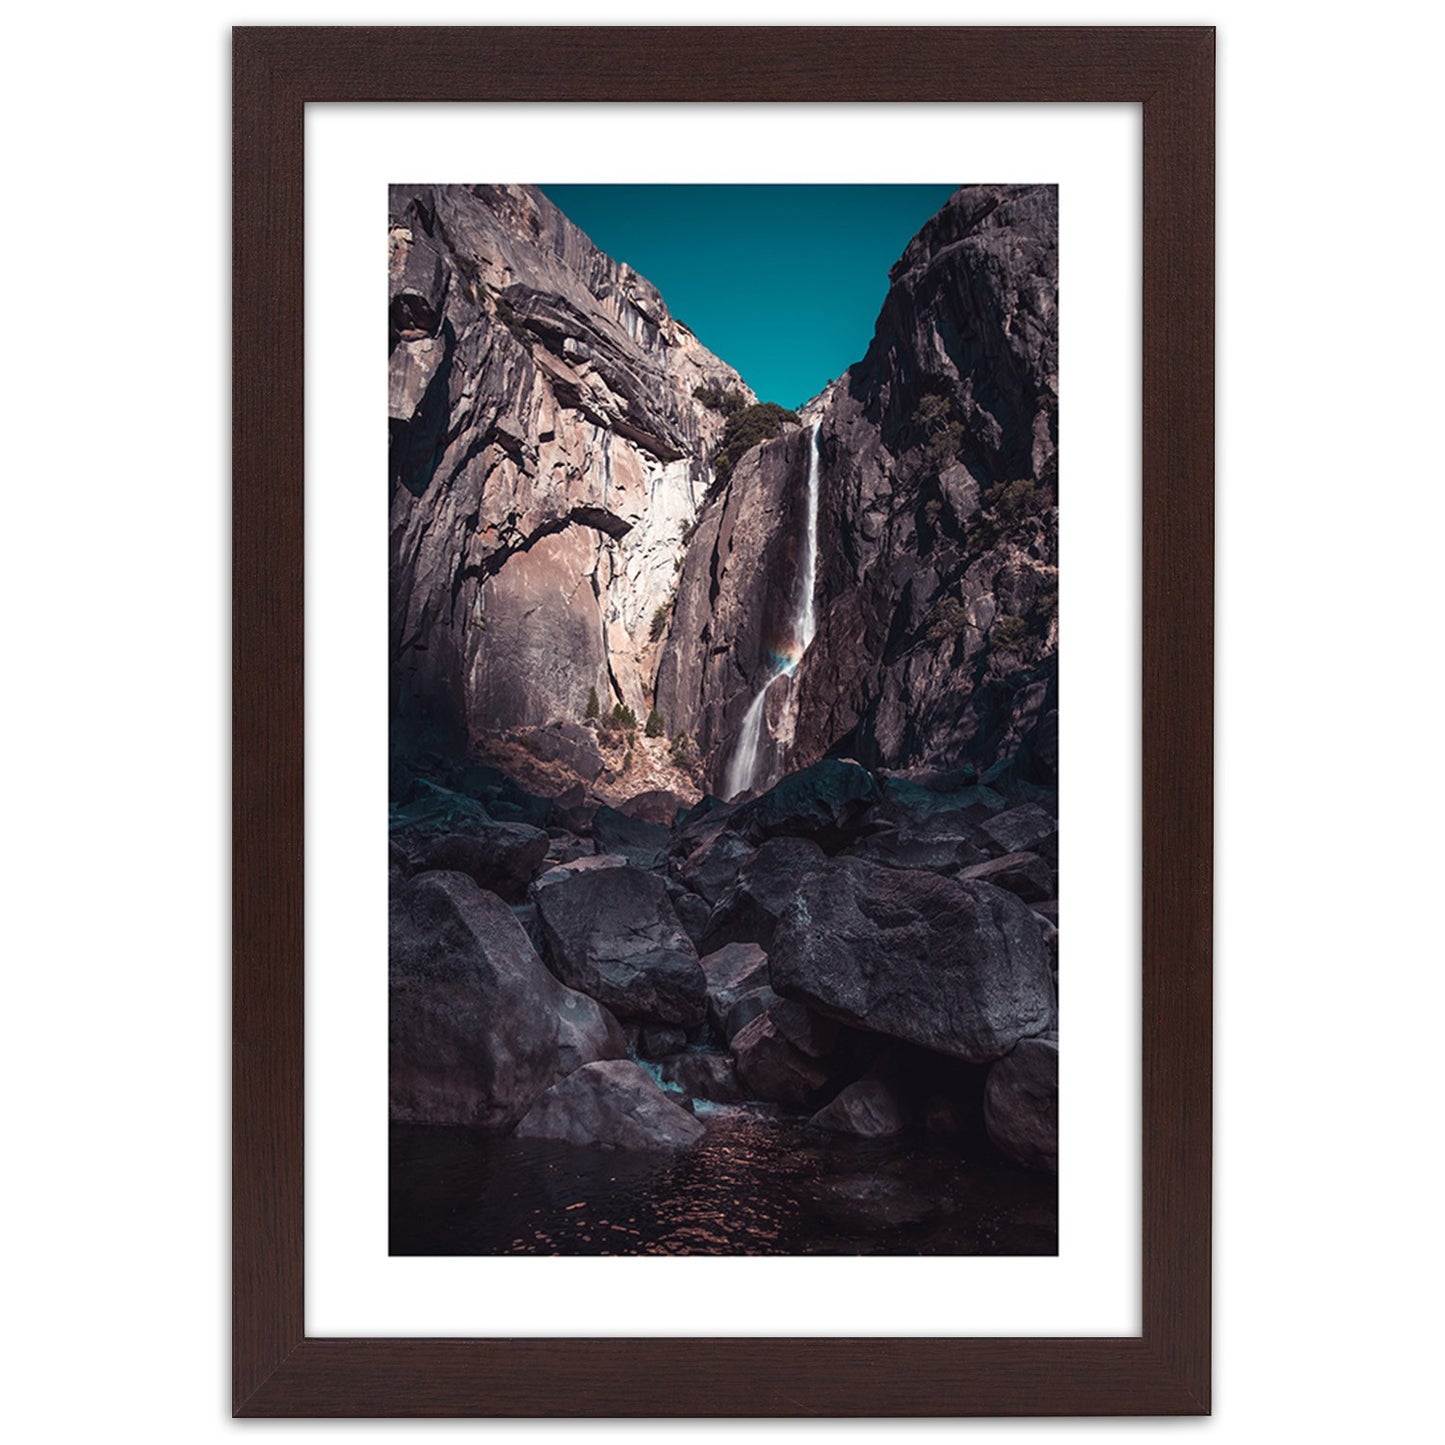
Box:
[391,1101,1057,1257]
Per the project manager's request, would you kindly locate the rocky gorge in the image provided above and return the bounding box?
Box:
[389,183,1060,1253]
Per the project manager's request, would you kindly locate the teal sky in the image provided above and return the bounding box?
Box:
[541,184,960,411]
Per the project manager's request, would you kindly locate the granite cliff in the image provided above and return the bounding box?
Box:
[389,183,753,744]
[656,184,1058,794]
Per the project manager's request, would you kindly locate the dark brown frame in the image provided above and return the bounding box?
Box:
[234,24,1213,1418]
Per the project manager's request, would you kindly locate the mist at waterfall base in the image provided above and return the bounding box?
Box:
[391,1106,1057,1256]
[723,422,822,800]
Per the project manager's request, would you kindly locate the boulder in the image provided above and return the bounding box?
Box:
[638,1025,687,1059]
[657,1050,746,1103]
[618,789,689,825]
[591,806,671,870]
[513,1059,706,1150]
[959,851,1055,903]
[676,828,755,905]
[415,823,549,902]
[984,1036,1058,1172]
[698,837,825,953]
[979,803,1058,860]
[535,864,707,1026]
[809,1070,911,1137]
[729,1000,841,1109]
[846,827,987,875]
[769,857,1056,1062]
[698,942,771,1035]
[389,870,625,1128]
[526,720,605,781]
[668,888,713,948]
[730,759,880,848]
[531,853,629,891]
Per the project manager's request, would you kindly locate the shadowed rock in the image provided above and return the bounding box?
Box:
[984,1035,1058,1172]
[514,1059,706,1150]
[698,837,826,954]
[809,1068,911,1137]
[699,942,771,1038]
[415,823,550,902]
[959,851,1055,903]
[657,1050,746,1104]
[535,864,706,1026]
[769,856,1056,1062]
[389,870,625,1128]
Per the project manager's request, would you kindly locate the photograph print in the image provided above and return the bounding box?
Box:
[388,182,1059,1256]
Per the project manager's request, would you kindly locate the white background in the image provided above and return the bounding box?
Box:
[307,102,1139,1338]
[3,0,1440,1439]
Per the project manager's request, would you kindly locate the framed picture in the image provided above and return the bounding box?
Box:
[234,25,1213,1416]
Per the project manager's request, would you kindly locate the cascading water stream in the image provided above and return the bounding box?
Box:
[722,421,822,799]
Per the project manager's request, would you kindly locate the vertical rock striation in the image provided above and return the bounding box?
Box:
[658,184,1058,793]
[389,184,753,744]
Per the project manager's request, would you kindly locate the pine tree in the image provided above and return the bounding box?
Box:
[585,686,600,720]
[645,708,664,737]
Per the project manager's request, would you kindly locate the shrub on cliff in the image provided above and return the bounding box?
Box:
[649,603,670,643]
[693,384,747,416]
[585,687,600,720]
[645,708,665,738]
[712,402,800,485]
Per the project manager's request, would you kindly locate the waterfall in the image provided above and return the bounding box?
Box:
[722,422,822,799]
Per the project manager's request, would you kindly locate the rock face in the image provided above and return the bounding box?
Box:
[658,185,1058,792]
[769,857,1056,1062]
[389,184,753,743]
[389,870,626,1128]
[534,864,707,1026]
[514,1058,706,1150]
[414,823,550,902]
[984,1035,1059,1172]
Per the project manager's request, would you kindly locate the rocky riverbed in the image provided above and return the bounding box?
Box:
[390,749,1059,1255]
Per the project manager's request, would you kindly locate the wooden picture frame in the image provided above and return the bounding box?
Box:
[233,24,1213,1417]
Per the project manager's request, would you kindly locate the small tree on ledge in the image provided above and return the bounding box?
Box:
[645,708,665,737]
[585,687,600,720]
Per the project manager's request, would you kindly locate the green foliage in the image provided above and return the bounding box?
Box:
[712,402,801,485]
[649,603,671,643]
[622,748,635,774]
[693,383,747,416]
[605,702,639,732]
[585,687,600,720]
[927,596,971,642]
[991,614,1029,650]
[915,392,951,431]
[922,498,944,527]
[925,421,966,471]
[645,708,665,738]
[669,731,693,767]
[987,478,1047,521]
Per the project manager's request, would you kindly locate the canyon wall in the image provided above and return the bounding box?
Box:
[389,184,752,742]
[657,184,1059,793]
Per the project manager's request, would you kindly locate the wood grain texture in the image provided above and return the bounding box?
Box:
[232,24,1213,1418]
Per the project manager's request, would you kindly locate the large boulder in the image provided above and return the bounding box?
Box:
[698,837,825,953]
[730,759,880,848]
[534,864,707,1026]
[769,857,1056,1062]
[389,870,626,1128]
[415,822,550,902]
[984,1035,1058,1172]
[513,1058,706,1150]
[591,806,670,870]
